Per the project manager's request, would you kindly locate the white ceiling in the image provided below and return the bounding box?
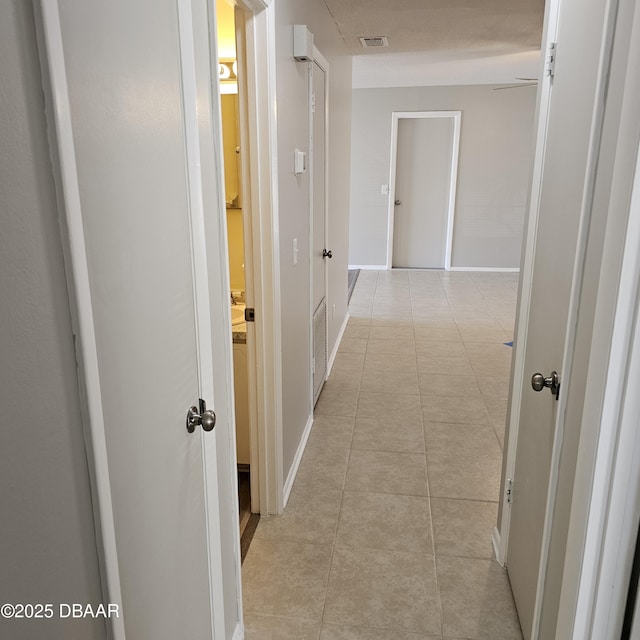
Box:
[322,0,545,56]
[321,0,545,87]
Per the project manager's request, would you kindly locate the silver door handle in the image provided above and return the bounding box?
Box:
[531,371,560,400]
[186,400,216,433]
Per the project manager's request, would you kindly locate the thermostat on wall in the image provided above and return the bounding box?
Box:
[293,25,314,62]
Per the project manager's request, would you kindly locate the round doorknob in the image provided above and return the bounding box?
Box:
[531,371,560,399]
[394,199,401,205]
[531,373,546,392]
[201,410,216,432]
[186,405,217,433]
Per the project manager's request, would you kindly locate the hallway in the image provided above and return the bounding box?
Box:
[242,270,523,639]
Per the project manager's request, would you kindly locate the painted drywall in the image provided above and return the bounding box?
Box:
[0,3,106,639]
[274,0,352,478]
[349,84,536,269]
[353,50,542,89]
[226,209,245,291]
[216,0,236,60]
[220,94,245,292]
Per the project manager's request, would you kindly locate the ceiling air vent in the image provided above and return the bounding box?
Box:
[359,36,389,48]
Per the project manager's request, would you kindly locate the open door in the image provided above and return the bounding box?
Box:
[36,0,241,637]
[505,0,626,637]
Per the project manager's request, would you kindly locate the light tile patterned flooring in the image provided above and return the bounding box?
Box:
[242,270,523,639]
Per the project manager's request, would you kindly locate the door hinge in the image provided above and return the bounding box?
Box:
[311,92,316,114]
[244,308,255,322]
[545,42,557,78]
[506,478,514,504]
[312,356,316,375]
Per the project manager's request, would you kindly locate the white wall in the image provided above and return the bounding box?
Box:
[353,50,541,90]
[274,0,352,478]
[0,4,105,639]
[349,84,536,269]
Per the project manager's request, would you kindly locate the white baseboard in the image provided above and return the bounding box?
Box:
[348,265,521,272]
[492,526,505,566]
[328,312,350,376]
[282,413,314,508]
[232,621,244,640]
[449,267,521,272]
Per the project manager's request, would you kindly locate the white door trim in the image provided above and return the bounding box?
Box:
[240,0,271,10]
[576,135,640,639]
[386,110,461,270]
[32,3,125,637]
[233,0,284,515]
[563,4,640,634]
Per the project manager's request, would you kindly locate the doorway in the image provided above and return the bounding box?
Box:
[215,0,262,553]
[387,111,461,270]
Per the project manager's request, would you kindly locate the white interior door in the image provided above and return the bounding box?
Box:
[38,1,233,637]
[506,0,615,636]
[393,116,454,269]
[312,57,328,404]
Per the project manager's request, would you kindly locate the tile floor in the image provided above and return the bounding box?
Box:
[242,270,523,640]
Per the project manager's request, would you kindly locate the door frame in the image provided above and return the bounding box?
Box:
[309,47,330,407]
[569,135,640,639]
[34,0,246,636]
[230,0,284,516]
[386,110,461,270]
[556,2,640,634]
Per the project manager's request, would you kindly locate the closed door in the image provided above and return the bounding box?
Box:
[45,0,230,637]
[393,117,454,269]
[312,58,327,404]
[507,0,614,636]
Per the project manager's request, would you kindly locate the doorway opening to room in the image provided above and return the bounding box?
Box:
[216,0,260,558]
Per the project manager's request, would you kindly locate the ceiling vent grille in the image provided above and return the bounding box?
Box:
[359,36,389,48]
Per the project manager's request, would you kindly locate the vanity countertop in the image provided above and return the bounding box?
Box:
[231,301,247,344]
[232,323,247,344]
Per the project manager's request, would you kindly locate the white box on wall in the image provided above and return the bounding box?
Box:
[293,25,314,61]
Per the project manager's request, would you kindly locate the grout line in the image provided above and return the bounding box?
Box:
[412,282,446,638]
[318,482,345,627]
[319,273,372,628]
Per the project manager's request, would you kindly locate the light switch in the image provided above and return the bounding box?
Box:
[294,149,306,176]
[381,184,389,195]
